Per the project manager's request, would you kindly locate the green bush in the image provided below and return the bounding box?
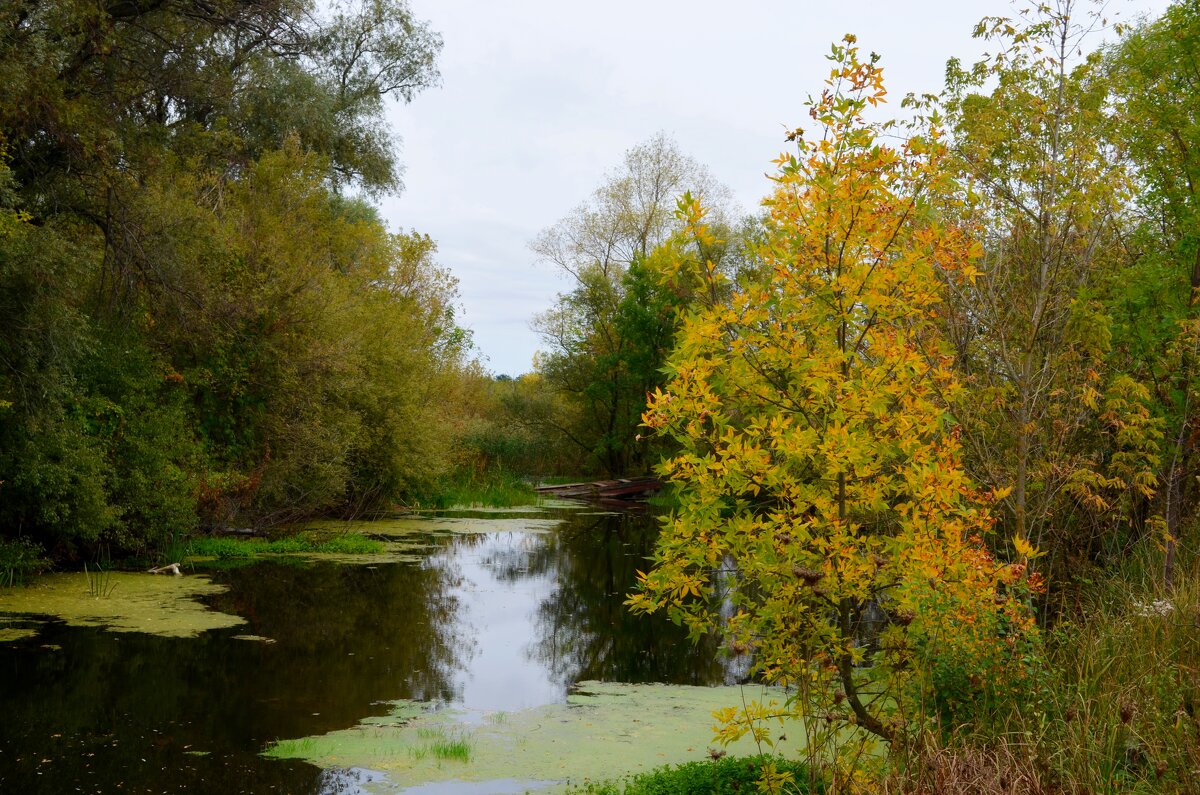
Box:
[568,755,818,795]
[0,538,48,585]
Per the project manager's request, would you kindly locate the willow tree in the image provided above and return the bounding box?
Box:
[629,39,1040,761]
[529,134,739,476]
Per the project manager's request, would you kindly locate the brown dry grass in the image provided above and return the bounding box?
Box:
[876,735,1053,795]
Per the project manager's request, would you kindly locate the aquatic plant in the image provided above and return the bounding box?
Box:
[265,682,810,789]
[412,468,537,509]
[268,737,317,757]
[433,737,471,762]
[83,563,117,598]
[416,728,471,762]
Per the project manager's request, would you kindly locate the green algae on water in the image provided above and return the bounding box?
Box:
[323,516,564,538]
[0,572,245,638]
[264,682,810,791]
[185,534,425,567]
[0,617,40,642]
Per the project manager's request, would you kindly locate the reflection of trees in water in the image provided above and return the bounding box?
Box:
[315,766,387,795]
[206,548,471,708]
[469,530,545,582]
[519,510,731,688]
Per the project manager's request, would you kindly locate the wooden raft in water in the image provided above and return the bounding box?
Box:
[535,476,663,506]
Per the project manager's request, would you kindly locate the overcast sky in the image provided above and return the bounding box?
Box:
[378,0,1169,377]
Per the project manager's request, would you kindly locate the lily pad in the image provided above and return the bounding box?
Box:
[265,682,809,791]
[0,572,245,638]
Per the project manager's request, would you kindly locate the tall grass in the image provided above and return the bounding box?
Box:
[414,467,537,509]
[1036,548,1200,793]
[884,545,1200,795]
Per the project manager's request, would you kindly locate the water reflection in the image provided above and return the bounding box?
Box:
[527,511,730,688]
[0,506,731,793]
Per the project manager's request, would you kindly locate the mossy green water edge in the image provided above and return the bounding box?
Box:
[184,532,425,566]
[265,681,809,793]
[302,515,564,538]
[0,572,244,638]
[183,513,565,568]
[0,616,40,642]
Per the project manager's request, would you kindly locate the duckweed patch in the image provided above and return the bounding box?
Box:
[0,618,40,642]
[265,682,809,791]
[188,533,385,559]
[309,516,564,539]
[0,572,244,637]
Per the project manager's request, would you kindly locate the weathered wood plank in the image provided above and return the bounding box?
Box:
[535,477,663,503]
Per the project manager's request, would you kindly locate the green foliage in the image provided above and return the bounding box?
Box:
[0,0,465,561]
[568,755,817,795]
[0,538,47,585]
[934,2,1142,580]
[1105,0,1200,586]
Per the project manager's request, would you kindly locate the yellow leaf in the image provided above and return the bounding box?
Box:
[1012,534,1043,559]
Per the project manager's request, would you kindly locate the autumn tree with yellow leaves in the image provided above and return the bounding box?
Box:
[628,38,1041,756]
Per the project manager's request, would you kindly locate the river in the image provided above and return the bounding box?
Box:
[0,504,738,794]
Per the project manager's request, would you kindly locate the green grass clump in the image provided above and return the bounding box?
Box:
[268,737,316,757]
[415,468,537,509]
[188,532,384,559]
[309,534,385,555]
[569,755,817,795]
[411,727,471,762]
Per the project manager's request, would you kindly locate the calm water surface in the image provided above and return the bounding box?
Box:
[0,507,731,793]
